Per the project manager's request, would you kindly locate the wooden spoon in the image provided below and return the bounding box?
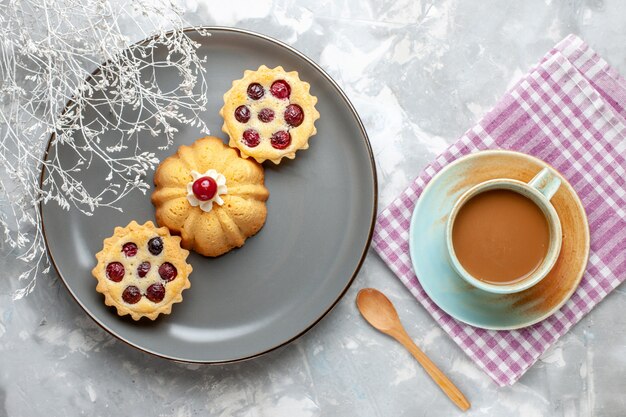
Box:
[356,288,471,412]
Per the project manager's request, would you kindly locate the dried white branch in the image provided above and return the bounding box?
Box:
[0,0,209,299]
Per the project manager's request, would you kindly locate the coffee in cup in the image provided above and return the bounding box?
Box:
[446,167,562,294]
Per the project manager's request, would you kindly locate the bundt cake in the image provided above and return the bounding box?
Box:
[151,136,269,257]
[220,65,320,164]
[92,220,192,321]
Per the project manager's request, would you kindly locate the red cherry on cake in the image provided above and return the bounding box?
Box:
[122,242,137,257]
[137,262,150,278]
[192,176,217,201]
[148,237,163,255]
[258,108,275,123]
[159,262,177,282]
[284,104,304,127]
[106,262,125,282]
[270,80,290,99]
[146,283,166,303]
[242,129,260,147]
[234,105,251,123]
[270,131,291,149]
[122,286,141,304]
[247,83,264,100]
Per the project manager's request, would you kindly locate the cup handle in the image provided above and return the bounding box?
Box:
[528,167,561,200]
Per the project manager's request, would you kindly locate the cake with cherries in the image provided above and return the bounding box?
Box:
[151,136,269,257]
[220,65,319,164]
[92,220,192,321]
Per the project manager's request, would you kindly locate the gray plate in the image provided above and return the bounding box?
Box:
[40,27,377,363]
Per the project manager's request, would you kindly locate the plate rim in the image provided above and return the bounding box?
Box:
[408,149,589,330]
[39,26,378,363]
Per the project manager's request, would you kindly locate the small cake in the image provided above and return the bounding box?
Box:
[92,221,192,321]
[220,65,320,164]
[151,136,269,257]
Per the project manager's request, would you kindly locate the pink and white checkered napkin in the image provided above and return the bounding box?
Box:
[372,35,626,386]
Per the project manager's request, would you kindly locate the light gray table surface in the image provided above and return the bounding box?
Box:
[1,1,625,416]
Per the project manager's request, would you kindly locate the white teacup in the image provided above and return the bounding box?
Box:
[445,168,562,294]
